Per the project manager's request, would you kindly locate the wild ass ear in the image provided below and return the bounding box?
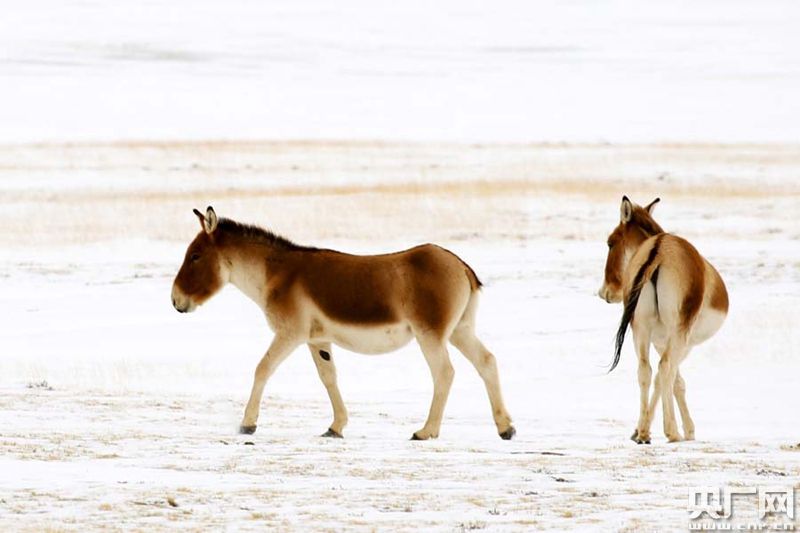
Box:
[644,197,660,215]
[203,206,218,234]
[193,208,206,231]
[620,196,633,223]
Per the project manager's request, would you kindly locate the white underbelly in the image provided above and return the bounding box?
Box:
[648,309,726,353]
[689,308,726,346]
[312,319,415,355]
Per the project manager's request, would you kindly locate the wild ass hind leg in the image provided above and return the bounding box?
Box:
[659,359,681,443]
[240,335,300,434]
[639,346,668,443]
[411,333,455,441]
[449,325,515,440]
[660,344,689,443]
[631,327,653,444]
[643,342,686,443]
[673,368,695,441]
[308,342,348,438]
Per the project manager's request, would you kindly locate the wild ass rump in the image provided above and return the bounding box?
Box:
[172,207,515,441]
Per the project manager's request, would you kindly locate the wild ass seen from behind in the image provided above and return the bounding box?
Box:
[172,207,515,440]
[598,197,728,444]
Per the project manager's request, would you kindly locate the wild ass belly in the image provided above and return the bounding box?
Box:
[688,308,726,346]
[309,316,415,355]
[642,309,726,356]
[649,308,726,353]
[638,282,726,352]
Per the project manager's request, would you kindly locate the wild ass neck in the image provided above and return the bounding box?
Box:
[224,243,272,312]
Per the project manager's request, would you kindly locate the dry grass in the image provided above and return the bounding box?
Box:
[1,141,797,247]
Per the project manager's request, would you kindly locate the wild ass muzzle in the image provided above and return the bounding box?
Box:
[598,197,728,444]
[172,207,515,440]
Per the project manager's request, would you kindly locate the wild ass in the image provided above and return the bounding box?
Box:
[171,207,515,440]
[598,197,728,443]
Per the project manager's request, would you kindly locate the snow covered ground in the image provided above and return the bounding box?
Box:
[2,1,800,143]
[0,142,798,531]
[1,1,799,529]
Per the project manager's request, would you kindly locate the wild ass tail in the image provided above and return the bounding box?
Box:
[611,235,664,372]
[462,260,483,292]
[437,245,483,292]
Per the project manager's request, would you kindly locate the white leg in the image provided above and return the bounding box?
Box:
[641,353,667,442]
[450,326,514,439]
[632,328,653,443]
[240,335,299,434]
[660,357,681,442]
[643,342,684,443]
[673,368,695,440]
[412,334,455,440]
[308,342,348,437]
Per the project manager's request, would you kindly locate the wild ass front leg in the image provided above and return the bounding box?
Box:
[411,335,455,441]
[449,327,515,440]
[632,329,653,444]
[240,336,299,434]
[308,342,348,438]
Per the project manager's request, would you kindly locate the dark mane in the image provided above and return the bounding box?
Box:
[217,218,321,252]
[631,207,664,237]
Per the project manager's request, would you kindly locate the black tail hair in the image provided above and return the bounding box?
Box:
[610,236,663,372]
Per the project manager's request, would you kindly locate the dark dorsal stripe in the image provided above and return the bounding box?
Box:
[216,218,323,252]
[631,208,665,237]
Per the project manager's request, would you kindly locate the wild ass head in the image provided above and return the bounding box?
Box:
[171,206,228,313]
[598,196,663,303]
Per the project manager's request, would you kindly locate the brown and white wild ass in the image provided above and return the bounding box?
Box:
[598,197,728,444]
[172,207,515,440]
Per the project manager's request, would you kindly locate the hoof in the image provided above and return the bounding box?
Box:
[321,428,343,439]
[239,425,257,435]
[499,426,516,440]
[631,429,650,445]
[410,432,425,441]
